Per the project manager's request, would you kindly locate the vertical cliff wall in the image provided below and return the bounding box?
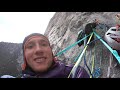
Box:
[45,12,120,78]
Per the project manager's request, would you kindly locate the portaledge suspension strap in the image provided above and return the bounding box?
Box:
[93,31,120,64]
[56,33,92,56]
[68,32,94,78]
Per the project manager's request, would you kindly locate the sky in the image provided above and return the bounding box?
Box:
[0,12,55,43]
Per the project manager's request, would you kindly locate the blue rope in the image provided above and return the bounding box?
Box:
[92,67,101,78]
[92,41,101,78]
[84,54,93,78]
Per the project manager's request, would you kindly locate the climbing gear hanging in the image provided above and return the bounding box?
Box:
[68,32,94,78]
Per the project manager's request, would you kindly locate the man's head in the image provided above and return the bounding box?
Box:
[22,33,54,73]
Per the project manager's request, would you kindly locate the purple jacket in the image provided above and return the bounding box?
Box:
[21,61,90,78]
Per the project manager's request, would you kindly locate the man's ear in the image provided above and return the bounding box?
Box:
[53,56,58,61]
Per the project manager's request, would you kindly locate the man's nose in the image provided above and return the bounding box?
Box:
[35,44,44,55]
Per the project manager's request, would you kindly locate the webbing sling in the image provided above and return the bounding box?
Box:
[56,33,92,56]
[93,31,120,64]
[68,32,94,78]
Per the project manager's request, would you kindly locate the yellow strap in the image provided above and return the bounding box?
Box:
[68,32,94,78]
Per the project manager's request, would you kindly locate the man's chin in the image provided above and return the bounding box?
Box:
[33,61,53,73]
[34,67,49,73]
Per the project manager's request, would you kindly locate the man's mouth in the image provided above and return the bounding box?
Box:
[34,57,46,63]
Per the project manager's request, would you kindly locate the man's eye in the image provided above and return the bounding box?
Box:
[28,45,33,48]
[41,43,47,46]
[26,44,34,49]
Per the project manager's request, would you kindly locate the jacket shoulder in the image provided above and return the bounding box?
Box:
[1,75,15,78]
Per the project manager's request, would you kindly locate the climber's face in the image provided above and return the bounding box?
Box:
[24,36,54,73]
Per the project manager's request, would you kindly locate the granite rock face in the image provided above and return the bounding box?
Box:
[45,12,120,78]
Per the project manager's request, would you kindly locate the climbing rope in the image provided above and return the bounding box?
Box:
[68,32,94,78]
[83,34,93,78]
[92,42,101,78]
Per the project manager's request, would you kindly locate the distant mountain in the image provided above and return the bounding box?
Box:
[0,42,23,76]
